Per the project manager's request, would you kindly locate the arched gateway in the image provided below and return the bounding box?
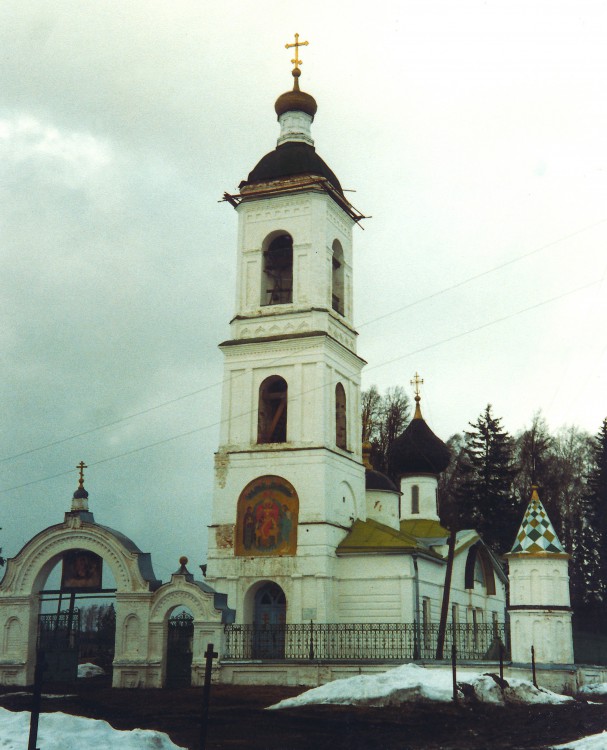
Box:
[0,479,234,688]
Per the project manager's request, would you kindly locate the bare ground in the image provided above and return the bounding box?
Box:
[1,677,607,750]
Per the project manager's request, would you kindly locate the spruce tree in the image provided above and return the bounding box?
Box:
[582,417,607,623]
[456,405,518,553]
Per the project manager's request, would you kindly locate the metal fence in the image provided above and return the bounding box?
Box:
[223,622,508,662]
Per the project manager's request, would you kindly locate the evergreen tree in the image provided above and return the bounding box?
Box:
[581,417,607,623]
[456,405,519,553]
[0,528,5,568]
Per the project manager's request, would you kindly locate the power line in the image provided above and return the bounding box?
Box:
[2,217,604,466]
[1,277,596,496]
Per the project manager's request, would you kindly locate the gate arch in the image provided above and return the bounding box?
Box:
[0,511,162,686]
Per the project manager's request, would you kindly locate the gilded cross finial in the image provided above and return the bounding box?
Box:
[411,372,424,400]
[285,33,309,73]
[411,372,424,419]
[76,460,87,489]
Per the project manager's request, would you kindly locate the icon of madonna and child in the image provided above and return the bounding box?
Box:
[236,476,298,556]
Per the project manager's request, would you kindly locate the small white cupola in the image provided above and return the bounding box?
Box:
[389,374,451,522]
[274,35,317,146]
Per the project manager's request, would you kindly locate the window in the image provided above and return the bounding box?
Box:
[411,485,420,514]
[331,240,344,315]
[262,234,293,305]
[258,376,288,443]
[335,383,347,449]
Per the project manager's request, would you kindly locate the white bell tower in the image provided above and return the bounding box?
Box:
[206,46,367,625]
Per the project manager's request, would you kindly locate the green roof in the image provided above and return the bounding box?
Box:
[337,519,436,555]
[510,487,565,555]
[400,519,449,540]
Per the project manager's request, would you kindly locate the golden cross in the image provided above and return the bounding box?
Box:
[76,460,87,489]
[410,372,424,399]
[285,33,309,71]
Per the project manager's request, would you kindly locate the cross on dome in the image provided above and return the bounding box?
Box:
[76,460,87,489]
[71,459,89,512]
[410,372,424,419]
[285,33,309,73]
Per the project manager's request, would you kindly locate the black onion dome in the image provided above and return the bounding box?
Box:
[241,142,343,195]
[390,417,451,476]
[366,469,398,493]
[73,486,89,500]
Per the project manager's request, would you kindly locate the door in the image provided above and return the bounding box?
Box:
[38,609,80,683]
[253,582,286,658]
[166,612,194,687]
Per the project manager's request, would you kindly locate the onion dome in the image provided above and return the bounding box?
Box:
[390,393,451,477]
[362,442,398,492]
[239,66,343,196]
[275,69,317,118]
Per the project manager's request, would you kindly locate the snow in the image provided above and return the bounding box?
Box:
[0,706,186,749]
[579,683,607,696]
[77,662,105,678]
[269,664,573,709]
[553,731,607,749]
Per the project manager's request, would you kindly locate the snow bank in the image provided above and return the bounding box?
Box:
[269,664,572,709]
[78,662,105,678]
[0,707,185,749]
[553,731,607,749]
[579,683,607,696]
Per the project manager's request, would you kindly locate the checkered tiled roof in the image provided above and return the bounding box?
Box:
[510,487,565,554]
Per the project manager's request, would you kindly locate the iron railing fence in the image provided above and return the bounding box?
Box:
[223,622,509,662]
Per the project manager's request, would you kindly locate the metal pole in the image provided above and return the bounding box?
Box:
[28,649,46,750]
[451,643,458,703]
[308,620,314,660]
[499,642,504,682]
[531,645,538,688]
[200,642,218,750]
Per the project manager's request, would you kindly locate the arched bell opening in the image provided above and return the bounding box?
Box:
[257,375,288,444]
[262,233,293,306]
[331,239,345,315]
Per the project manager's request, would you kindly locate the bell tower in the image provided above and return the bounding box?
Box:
[206,41,367,625]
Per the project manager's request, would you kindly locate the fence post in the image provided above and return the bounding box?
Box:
[309,620,314,660]
[499,641,504,682]
[531,645,538,688]
[27,649,46,750]
[451,643,458,703]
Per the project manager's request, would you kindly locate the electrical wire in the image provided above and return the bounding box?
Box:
[1,217,604,466]
[0,277,597,496]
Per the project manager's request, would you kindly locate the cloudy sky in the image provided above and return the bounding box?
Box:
[1,1,606,582]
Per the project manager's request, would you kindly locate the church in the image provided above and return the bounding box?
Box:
[0,40,584,691]
[205,43,507,646]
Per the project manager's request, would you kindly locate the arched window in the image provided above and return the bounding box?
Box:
[411,485,420,514]
[332,240,344,315]
[262,234,293,305]
[258,376,288,443]
[464,543,496,595]
[335,383,347,449]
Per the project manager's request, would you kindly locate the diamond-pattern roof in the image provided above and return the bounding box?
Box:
[510,487,565,554]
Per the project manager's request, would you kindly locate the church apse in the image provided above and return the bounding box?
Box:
[235,476,298,556]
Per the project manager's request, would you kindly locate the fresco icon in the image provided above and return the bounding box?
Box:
[236,476,298,556]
